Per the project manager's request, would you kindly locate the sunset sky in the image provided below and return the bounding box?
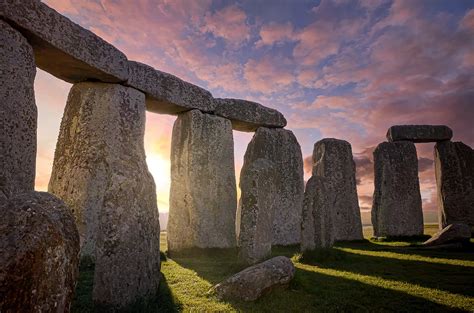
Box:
[34,0,474,223]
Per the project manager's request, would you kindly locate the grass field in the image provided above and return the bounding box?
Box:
[73,225,474,312]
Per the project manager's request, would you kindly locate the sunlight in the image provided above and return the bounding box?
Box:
[147,153,171,212]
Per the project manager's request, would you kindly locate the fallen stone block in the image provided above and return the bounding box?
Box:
[0,191,80,313]
[423,223,471,247]
[386,125,453,143]
[211,256,295,301]
[127,61,215,114]
[0,0,128,83]
[214,98,287,132]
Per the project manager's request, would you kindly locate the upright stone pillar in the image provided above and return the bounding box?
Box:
[435,141,474,232]
[237,158,276,264]
[372,141,423,237]
[312,138,363,241]
[48,82,160,308]
[168,109,237,252]
[242,127,304,245]
[0,20,37,198]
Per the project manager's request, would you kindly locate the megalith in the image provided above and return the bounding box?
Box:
[237,158,277,264]
[0,192,80,313]
[372,141,423,237]
[242,127,304,245]
[435,141,474,231]
[0,20,37,198]
[312,139,363,241]
[301,176,335,250]
[387,125,453,143]
[48,82,160,308]
[168,109,237,252]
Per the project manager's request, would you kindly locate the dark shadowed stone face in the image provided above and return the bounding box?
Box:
[386,125,453,143]
[0,192,80,313]
[0,20,37,198]
[423,223,471,246]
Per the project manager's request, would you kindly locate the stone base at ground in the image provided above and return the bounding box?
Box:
[423,223,471,247]
[0,192,79,313]
[168,109,237,252]
[237,158,276,264]
[372,141,424,237]
[211,256,295,301]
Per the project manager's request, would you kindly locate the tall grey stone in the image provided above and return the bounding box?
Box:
[168,109,237,252]
[301,176,335,250]
[435,141,474,232]
[243,127,304,245]
[312,139,363,241]
[0,0,128,83]
[372,141,423,237]
[237,158,276,264]
[387,125,453,143]
[48,83,160,308]
[0,20,37,198]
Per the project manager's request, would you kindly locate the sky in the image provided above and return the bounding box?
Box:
[34,0,474,224]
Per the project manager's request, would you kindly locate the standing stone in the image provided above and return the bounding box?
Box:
[312,139,363,240]
[372,141,423,237]
[301,176,335,250]
[0,20,37,198]
[48,82,160,308]
[0,192,80,313]
[237,158,276,264]
[243,127,304,245]
[168,109,237,252]
[435,141,474,231]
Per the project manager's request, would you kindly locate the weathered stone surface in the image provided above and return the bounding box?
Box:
[237,158,277,264]
[168,109,237,251]
[211,256,295,302]
[0,192,79,313]
[435,141,474,231]
[214,98,287,132]
[0,0,128,83]
[0,20,37,198]
[312,139,363,241]
[423,223,471,247]
[372,141,423,237]
[127,61,215,114]
[47,82,160,308]
[301,176,335,250]
[387,125,453,143]
[243,127,304,245]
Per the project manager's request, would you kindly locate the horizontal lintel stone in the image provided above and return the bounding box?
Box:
[126,61,215,115]
[214,98,287,132]
[386,125,453,143]
[0,0,128,83]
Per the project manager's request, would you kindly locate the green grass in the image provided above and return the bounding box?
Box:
[73,226,474,312]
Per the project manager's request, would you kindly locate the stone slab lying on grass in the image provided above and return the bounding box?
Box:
[211,256,295,301]
[127,61,215,114]
[214,98,287,132]
[386,125,453,143]
[423,223,471,247]
[0,0,128,83]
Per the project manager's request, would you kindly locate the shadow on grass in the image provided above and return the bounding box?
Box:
[72,253,181,313]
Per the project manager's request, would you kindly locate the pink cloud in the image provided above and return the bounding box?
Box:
[256,22,294,47]
[244,56,295,93]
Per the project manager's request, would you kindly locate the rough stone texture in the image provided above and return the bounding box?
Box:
[312,139,363,241]
[168,109,237,252]
[214,98,287,132]
[387,125,453,143]
[0,0,128,83]
[435,141,474,231]
[301,176,335,250]
[243,127,304,245]
[0,20,37,198]
[237,158,277,264]
[0,192,80,313]
[47,82,160,308]
[212,256,295,302]
[127,61,215,115]
[372,141,423,237]
[423,223,471,247]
